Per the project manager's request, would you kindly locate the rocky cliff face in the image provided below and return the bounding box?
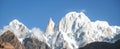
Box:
[23,38,51,49]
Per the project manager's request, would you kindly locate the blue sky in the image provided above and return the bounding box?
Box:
[0,0,120,31]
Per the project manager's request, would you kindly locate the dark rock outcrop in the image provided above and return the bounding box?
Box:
[23,38,51,49]
[79,40,120,49]
[0,30,25,49]
[114,39,120,49]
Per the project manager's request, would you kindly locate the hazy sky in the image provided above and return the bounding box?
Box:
[0,0,120,31]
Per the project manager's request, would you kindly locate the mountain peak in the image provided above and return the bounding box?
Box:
[49,18,54,23]
[58,11,90,32]
[45,18,55,37]
[9,19,22,25]
[9,19,24,30]
[7,19,29,42]
[64,11,90,21]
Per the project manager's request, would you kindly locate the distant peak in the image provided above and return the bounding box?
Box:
[49,18,54,24]
[45,18,55,36]
[8,19,29,41]
[48,18,55,28]
[9,19,27,31]
[9,19,22,26]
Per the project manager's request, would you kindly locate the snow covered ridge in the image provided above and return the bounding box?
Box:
[0,11,120,49]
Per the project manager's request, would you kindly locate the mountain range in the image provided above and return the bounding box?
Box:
[0,11,120,49]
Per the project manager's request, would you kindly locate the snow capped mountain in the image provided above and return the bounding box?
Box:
[0,19,45,43]
[46,11,120,49]
[0,11,120,49]
[9,19,28,31]
[9,19,29,37]
[0,19,30,43]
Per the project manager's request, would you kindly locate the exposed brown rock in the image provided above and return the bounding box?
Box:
[0,30,25,49]
[0,30,51,49]
[0,42,15,49]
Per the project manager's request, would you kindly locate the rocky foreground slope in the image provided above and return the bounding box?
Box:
[79,39,120,49]
[0,30,25,49]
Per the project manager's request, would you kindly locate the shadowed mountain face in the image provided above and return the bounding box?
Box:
[23,38,51,49]
[114,39,120,49]
[0,30,25,49]
[79,39,120,49]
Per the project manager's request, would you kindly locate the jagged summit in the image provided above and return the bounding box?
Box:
[9,19,22,26]
[45,18,55,37]
[9,19,28,30]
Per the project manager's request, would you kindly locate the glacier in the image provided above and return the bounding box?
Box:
[0,11,120,49]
